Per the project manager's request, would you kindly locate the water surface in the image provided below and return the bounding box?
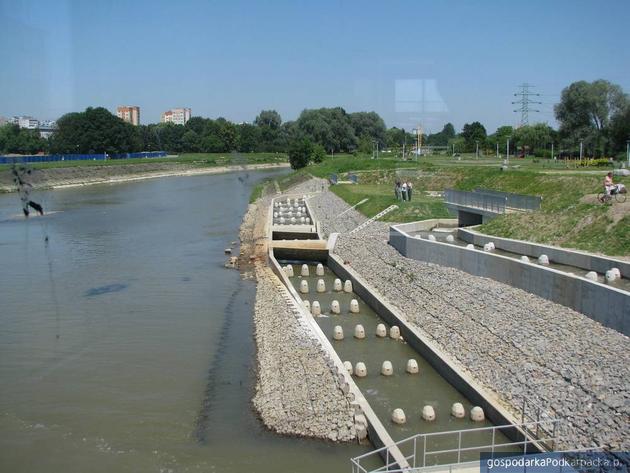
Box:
[0,171,368,472]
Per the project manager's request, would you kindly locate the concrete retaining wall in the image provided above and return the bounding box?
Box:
[457,227,630,278]
[390,225,629,336]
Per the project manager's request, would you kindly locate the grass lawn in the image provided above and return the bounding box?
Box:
[330,183,450,222]
[306,154,629,255]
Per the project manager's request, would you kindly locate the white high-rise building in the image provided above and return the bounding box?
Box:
[18,116,39,129]
[161,108,192,125]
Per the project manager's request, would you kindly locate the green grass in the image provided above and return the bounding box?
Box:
[0,152,288,170]
[276,169,311,191]
[249,177,273,203]
[306,155,425,178]
[301,154,629,255]
[330,184,450,222]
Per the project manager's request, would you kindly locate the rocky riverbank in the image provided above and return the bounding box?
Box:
[0,162,289,192]
[239,184,357,442]
[252,265,357,441]
[307,182,630,450]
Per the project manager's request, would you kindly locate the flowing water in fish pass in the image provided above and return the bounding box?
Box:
[0,170,369,473]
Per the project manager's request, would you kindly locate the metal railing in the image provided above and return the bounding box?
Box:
[350,419,564,473]
[520,396,558,450]
[444,189,507,214]
[474,188,542,211]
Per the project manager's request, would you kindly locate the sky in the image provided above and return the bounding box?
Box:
[1,0,629,134]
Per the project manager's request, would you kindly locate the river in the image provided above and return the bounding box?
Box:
[0,170,368,472]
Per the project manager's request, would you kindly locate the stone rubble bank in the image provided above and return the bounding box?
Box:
[252,265,357,442]
[242,181,358,442]
[308,182,629,450]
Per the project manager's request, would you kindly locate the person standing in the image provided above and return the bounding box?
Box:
[407,181,413,201]
[401,181,408,201]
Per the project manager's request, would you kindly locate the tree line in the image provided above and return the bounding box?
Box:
[1,79,628,163]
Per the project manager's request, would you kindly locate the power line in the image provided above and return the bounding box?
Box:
[512,83,541,126]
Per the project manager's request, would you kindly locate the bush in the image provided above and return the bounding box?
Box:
[312,144,326,164]
[288,137,313,170]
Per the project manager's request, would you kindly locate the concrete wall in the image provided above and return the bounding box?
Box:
[390,225,629,336]
[272,231,319,240]
[445,203,500,226]
[458,227,630,278]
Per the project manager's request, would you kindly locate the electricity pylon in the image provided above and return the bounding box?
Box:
[512,83,541,126]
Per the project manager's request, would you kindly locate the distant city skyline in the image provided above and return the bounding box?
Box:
[1,0,629,133]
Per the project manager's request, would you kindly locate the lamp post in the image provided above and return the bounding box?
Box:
[506,138,510,166]
[372,140,379,159]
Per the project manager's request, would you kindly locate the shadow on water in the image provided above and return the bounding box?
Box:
[84,283,128,297]
[192,282,243,443]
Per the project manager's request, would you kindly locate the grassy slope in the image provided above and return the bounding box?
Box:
[310,155,630,256]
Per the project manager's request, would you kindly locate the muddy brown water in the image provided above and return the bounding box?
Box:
[0,170,371,473]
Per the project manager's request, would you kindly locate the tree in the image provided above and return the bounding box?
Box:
[460,121,487,152]
[0,124,49,154]
[51,107,141,154]
[513,123,555,156]
[448,136,466,154]
[486,126,514,155]
[254,110,282,129]
[349,111,386,147]
[296,107,357,152]
[386,127,406,149]
[312,144,326,163]
[426,123,456,146]
[238,123,262,152]
[288,137,313,169]
[555,80,628,156]
[609,104,630,157]
[153,122,185,153]
[182,130,201,152]
[442,123,456,139]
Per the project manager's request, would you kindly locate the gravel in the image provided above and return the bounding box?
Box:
[252,265,357,441]
[309,183,630,450]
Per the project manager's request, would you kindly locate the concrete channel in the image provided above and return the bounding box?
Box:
[265,195,551,471]
[390,220,630,336]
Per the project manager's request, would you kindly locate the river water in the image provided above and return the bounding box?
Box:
[0,170,368,473]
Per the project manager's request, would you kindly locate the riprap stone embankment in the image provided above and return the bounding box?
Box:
[308,182,630,450]
[252,265,357,442]
[242,182,358,442]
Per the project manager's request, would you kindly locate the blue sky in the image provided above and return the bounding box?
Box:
[1,0,629,133]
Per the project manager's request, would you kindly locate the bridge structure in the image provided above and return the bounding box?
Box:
[444,188,542,226]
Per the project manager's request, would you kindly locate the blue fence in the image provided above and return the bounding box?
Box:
[0,151,167,165]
